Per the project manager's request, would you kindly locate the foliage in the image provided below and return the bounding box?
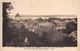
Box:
[3,2,14,46]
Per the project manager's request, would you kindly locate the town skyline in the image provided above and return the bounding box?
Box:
[9,14,77,19]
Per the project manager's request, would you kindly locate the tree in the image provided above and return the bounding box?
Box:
[39,18,43,21]
[3,2,14,46]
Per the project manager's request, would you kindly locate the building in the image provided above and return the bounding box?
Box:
[15,13,21,20]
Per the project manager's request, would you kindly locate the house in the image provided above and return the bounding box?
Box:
[53,20,62,26]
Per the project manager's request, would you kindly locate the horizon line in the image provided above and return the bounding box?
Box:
[9,15,77,17]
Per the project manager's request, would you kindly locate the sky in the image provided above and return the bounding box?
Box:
[8,0,80,19]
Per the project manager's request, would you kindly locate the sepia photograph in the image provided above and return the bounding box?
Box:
[2,2,77,47]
